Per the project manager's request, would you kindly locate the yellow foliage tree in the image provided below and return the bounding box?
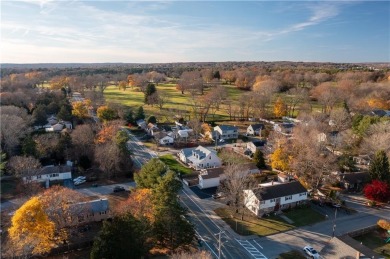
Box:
[271,147,290,171]
[72,100,89,119]
[273,97,287,118]
[366,98,390,110]
[9,197,57,256]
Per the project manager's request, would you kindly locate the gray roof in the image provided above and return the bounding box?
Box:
[249,124,264,130]
[251,140,266,147]
[181,147,195,158]
[26,165,72,176]
[199,168,224,179]
[253,181,307,200]
[71,199,109,214]
[340,172,370,184]
[217,125,238,131]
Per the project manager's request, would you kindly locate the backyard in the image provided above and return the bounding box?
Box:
[159,154,193,175]
[354,229,390,258]
[214,206,325,236]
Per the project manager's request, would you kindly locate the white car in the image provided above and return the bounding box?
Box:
[74,179,86,186]
[303,245,319,258]
[73,176,86,182]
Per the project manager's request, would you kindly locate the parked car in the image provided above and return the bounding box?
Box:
[219,139,225,143]
[212,192,223,199]
[74,179,86,186]
[113,186,126,192]
[73,176,86,182]
[303,245,320,258]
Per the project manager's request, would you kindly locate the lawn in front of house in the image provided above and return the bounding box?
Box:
[354,229,390,258]
[214,206,325,236]
[159,154,193,175]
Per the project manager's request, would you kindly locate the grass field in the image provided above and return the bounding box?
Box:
[104,83,247,122]
[354,229,390,258]
[214,206,324,236]
[159,154,193,175]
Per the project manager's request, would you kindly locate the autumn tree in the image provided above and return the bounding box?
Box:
[377,219,390,231]
[72,99,90,119]
[118,80,127,91]
[361,121,390,158]
[8,197,57,256]
[116,188,154,222]
[97,105,118,122]
[0,113,31,155]
[217,163,257,220]
[7,155,41,178]
[71,123,95,167]
[363,180,390,202]
[271,147,290,171]
[170,251,213,259]
[273,97,287,118]
[91,213,150,259]
[369,150,390,183]
[39,186,87,242]
[134,158,166,188]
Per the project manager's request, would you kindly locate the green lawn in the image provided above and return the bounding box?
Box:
[159,154,193,175]
[354,229,390,258]
[214,206,324,236]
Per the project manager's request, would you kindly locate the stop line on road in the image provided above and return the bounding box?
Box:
[235,239,268,259]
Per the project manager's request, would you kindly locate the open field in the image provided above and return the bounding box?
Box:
[214,206,324,236]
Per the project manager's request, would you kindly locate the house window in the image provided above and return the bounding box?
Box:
[100,211,107,215]
[299,192,307,196]
[209,156,211,160]
[36,175,42,179]
[285,195,292,201]
[270,199,275,203]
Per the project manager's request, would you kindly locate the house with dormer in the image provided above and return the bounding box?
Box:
[247,124,264,136]
[178,145,222,170]
[207,125,239,141]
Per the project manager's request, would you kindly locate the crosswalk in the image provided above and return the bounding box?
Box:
[235,239,267,259]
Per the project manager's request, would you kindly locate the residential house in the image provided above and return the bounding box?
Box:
[338,172,370,191]
[159,135,174,145]
[246,124,264,136]
[244,181,308,217]
[246,140,266,154]
[178,145,222,170]
[23,165,72,186]
[198,167,224,189]
[242,163,261,174]
[273,122,294,135]
[136,119,147,130]
[45,123,64,132]
[70,198,111,225]
[213,125,239,140]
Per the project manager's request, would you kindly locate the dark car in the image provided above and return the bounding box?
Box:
[113,186,126,192]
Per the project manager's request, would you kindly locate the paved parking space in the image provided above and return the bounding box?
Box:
[235,239,268,259]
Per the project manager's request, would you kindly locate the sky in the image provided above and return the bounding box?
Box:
[1,1,389,63]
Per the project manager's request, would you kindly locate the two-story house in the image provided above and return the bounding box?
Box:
[246,140,266,154]
[244,181,308,217]
[246,124,264,136]
[211,125,239,141]
[178,145,222,170]
[198,167,225,189]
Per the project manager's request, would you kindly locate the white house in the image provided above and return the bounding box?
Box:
[23,165,72,184]
[159,135,174,145]
[246,140,266,154]
[244,181,308,217]
[247,124,264,136]
[213,125,239,140]
[178,145,222,170]
[198,167,224,189]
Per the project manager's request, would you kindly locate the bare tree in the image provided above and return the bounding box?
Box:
[71,123,96,161]
[0,114,31,155]
[217,163,257,220]
[170,250,212,259]
[329,108,352,132]
[7,156,41,178]
[361,121,390,158]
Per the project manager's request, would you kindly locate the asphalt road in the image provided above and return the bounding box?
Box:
[122,128,157,168]
[180,186,259,259]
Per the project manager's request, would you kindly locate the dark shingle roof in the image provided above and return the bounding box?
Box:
[26,165,72,176]
[254,181,307,200]
[250,124,264,130]
[199,168,224,179]
[340,172,370,184]
[251,140,266,147]
[217,125,238,131]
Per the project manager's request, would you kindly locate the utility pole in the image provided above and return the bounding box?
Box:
[215,230,225,259]
[332,208,338,237]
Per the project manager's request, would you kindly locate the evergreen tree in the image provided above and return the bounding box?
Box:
[57,105,72,121]
[135,106,145,121]
[144,83,156,104]
[32,105,47,126]
[115,131,129,153]
[253,150,266,169]
[369,150,390,183]
[134,158,166,188]
[22,135,37,157]
[147,115,157,124]
[124,109,135,124]
[91,213,148,259]
[152,171,195,252]
[213,70,221,80]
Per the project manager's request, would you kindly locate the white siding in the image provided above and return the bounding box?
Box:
[23,172,72,183]
[198,177,220,189]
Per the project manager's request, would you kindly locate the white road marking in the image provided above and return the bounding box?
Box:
[235,239,268,259]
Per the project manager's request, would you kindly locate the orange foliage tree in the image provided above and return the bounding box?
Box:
[115,188,154,222]
[273,97,287,118]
